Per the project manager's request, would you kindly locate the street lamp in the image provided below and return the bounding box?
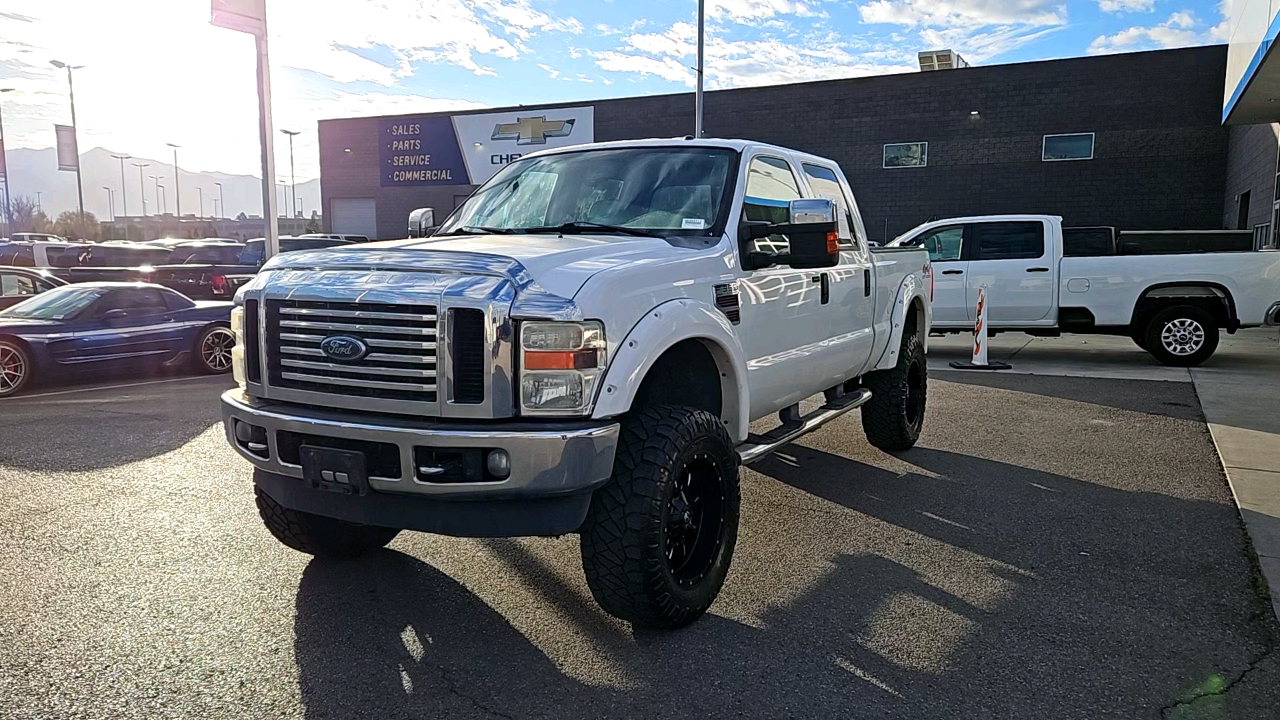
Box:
[50,60,86,224]
[166,143,181,218]
[150,175,164,215]
[111,153,131,217]
[197,187,204,220]
[157,184,166,215]
[0,88,15,233]
[101,186,114,222]
[280,129,300,218]
[214,181,224,219]
[132,162,149,217]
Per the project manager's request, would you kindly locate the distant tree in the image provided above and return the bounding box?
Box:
[32,211,51,234]
[7,195,41,232]
[53,210,100,241]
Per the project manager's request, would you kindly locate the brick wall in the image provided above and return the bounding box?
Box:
[320,45,1232,242]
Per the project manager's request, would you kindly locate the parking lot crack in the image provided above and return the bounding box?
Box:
[1159,645,1274,718]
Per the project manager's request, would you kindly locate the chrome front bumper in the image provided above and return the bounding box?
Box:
[220,390,619,501]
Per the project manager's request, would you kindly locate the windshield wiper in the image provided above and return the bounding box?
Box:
[521,222,665,239]
[436,226,520,236]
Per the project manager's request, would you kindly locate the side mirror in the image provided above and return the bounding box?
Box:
[784,198,839,269]
[408,208,435,238]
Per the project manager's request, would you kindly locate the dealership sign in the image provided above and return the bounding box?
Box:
[379,106,594,187]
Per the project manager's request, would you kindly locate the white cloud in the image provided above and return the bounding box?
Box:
[1087,11,1207,54]
[1098,0,1154,12]
[594,22,914,89]
[857,0,1066,27]
[707,0,818,21]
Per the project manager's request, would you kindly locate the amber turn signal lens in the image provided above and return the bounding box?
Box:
[826,231,839,253]
[524,350,599,370]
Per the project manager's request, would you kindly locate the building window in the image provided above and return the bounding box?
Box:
[883,142,928,168]
[1042,133,1094,162]
[1238,190,1251,231]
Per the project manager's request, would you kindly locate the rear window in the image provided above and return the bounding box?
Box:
[173,246,244,265]
[973,222,1045,260]
[1063,227,1115,257]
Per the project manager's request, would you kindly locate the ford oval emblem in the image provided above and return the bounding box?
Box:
[319,335,369,362]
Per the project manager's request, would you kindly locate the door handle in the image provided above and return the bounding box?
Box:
[941,269,964,275]
[1026,267,1050,272]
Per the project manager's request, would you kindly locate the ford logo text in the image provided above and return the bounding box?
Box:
[319,335,369,362]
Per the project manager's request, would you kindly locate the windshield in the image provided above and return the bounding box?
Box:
[0,286,107,321]
[438,147,738,236]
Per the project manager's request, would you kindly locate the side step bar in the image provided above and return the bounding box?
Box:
[736,388,873,465]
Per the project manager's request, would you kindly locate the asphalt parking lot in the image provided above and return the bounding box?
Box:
[1,367,1277,719]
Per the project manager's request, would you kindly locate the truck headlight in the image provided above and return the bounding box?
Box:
[230,305,247,388]
[519,321,605,415]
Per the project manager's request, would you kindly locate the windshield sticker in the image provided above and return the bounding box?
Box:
[681,218,707,230]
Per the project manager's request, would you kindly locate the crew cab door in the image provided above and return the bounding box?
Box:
[735,154,828,418]
[901,224,968,324]
[964,220,1055,325]
[799,161,876,380]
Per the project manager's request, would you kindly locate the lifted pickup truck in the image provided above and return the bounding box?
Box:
[222,139,933,628]
[890,214,1280,366]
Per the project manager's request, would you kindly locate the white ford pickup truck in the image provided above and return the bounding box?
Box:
[222,139,932,628]
[889,214,1280,366]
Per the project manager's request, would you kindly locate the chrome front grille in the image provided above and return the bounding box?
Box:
[265,300,439,403]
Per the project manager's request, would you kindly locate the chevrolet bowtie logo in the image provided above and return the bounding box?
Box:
[491,115,575,145]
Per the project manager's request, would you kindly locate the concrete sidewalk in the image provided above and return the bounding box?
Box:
[929,328,1280,618]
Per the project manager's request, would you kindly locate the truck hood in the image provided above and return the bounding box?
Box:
[266,233,711,300]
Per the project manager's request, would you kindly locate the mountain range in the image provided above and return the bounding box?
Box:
[2,146,320,221]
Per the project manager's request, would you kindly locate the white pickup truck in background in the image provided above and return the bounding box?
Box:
[889,214,1280,366]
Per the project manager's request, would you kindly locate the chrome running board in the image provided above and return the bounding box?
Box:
[736,388,873,465]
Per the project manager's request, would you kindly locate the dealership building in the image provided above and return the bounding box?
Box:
[319,44,1273,245]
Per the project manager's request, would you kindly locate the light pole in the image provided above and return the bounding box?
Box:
[157,184,166,215]
[695,0,705,137]
[166,143,180,218]
[0,88,14,233]
[133,162,149,217]
[198,187,204,220]
[50,60,86,224]
[111,153,131,217]
[150,175,163,215]
[35,191,41,213]
[101,186,114,222]
[214,181,224,219]
[280,129,300,218]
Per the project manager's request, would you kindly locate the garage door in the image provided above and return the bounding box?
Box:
[330,198,378,239]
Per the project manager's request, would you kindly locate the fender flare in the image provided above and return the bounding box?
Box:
[871,273,930,372]
[591,298,751,443]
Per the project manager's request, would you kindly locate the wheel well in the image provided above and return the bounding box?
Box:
[0,335,32,354]
[633,339,723,420]
[1132,283,1235,331]
[906,297,924,339]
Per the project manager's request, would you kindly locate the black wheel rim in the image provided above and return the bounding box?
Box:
[905,359,924,426]
[664,453,726,586]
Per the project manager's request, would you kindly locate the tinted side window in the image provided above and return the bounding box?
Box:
[801,163,858,248]
[744,156,801,256]
[1,274,40,297]
[905,226,964,262]
[162,289,195,311]
[99,288,169,314]
[973,222,1045,260]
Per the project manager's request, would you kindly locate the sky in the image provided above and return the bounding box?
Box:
[0,0,1233,189]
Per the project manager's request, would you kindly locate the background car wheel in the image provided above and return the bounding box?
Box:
[254,488,400,559]
[0,340,32,398]
[196,325,236,374]
[580,404,740,629]
[861,331,927,451]
[1143,306,1219,367]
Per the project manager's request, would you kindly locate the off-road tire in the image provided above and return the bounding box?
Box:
[0,339,33,398]
[580,405,740,629]
[255,487,400,559]
[1143,305,1219,367]
[861,331,927,451]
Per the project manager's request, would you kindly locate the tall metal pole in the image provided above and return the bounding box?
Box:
[198,187,204,219]
[281,129,299,219]
[102,186,114,222]
[215,181,224,219]
[51,62,86,224]
[167,143,181,218]
[0,89,14,233]
[256,32,280,258]
[133,162,149,217]
[111,154,131,217]
[695,0,705,138]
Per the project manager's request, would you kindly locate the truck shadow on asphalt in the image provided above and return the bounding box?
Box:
[932,370,1205,422]
[290,446,1278,719]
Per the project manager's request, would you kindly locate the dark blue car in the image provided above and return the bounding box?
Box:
[0,282,235,397]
